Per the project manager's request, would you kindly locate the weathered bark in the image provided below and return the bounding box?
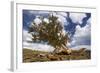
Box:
[53,44,71,55]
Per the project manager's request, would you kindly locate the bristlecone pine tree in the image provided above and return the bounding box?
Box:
[28,13,71,54]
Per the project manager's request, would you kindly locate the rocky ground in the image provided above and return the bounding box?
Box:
[23,48,91,63]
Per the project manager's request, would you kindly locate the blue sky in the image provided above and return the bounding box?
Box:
[23,10,91,51]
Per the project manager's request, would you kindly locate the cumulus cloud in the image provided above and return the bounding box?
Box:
[27,10,50,15]
[23,30,32,42]
[69,18,91,48]
[57,12,68,17]
[34,16,42,25]
[74,24,90,38]
[57,15,67,25]
[70,13,86,24]
[43,18,49,23]
[87,18,91,25]
[23,43,55,52]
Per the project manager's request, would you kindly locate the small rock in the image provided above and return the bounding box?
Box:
[37,53,46,58]
[46,54,58,61]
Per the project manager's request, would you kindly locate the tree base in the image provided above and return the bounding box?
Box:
[53,48,72,55]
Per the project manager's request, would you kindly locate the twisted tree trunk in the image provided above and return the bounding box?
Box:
[53,44,71,55]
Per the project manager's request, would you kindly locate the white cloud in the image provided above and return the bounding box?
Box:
[87,18,91,25]
[69,18,91,47]
[74,24,90,37]
[23,43,55,52]
[57,15,67,25]
[68,40,76,46]
[57,12,68,17]
[43,18,49,23]
[23,30,32,42]
[70,13,86,24]
[34,16,42,25]
[74,17,91,38]
[28,10,50,15]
